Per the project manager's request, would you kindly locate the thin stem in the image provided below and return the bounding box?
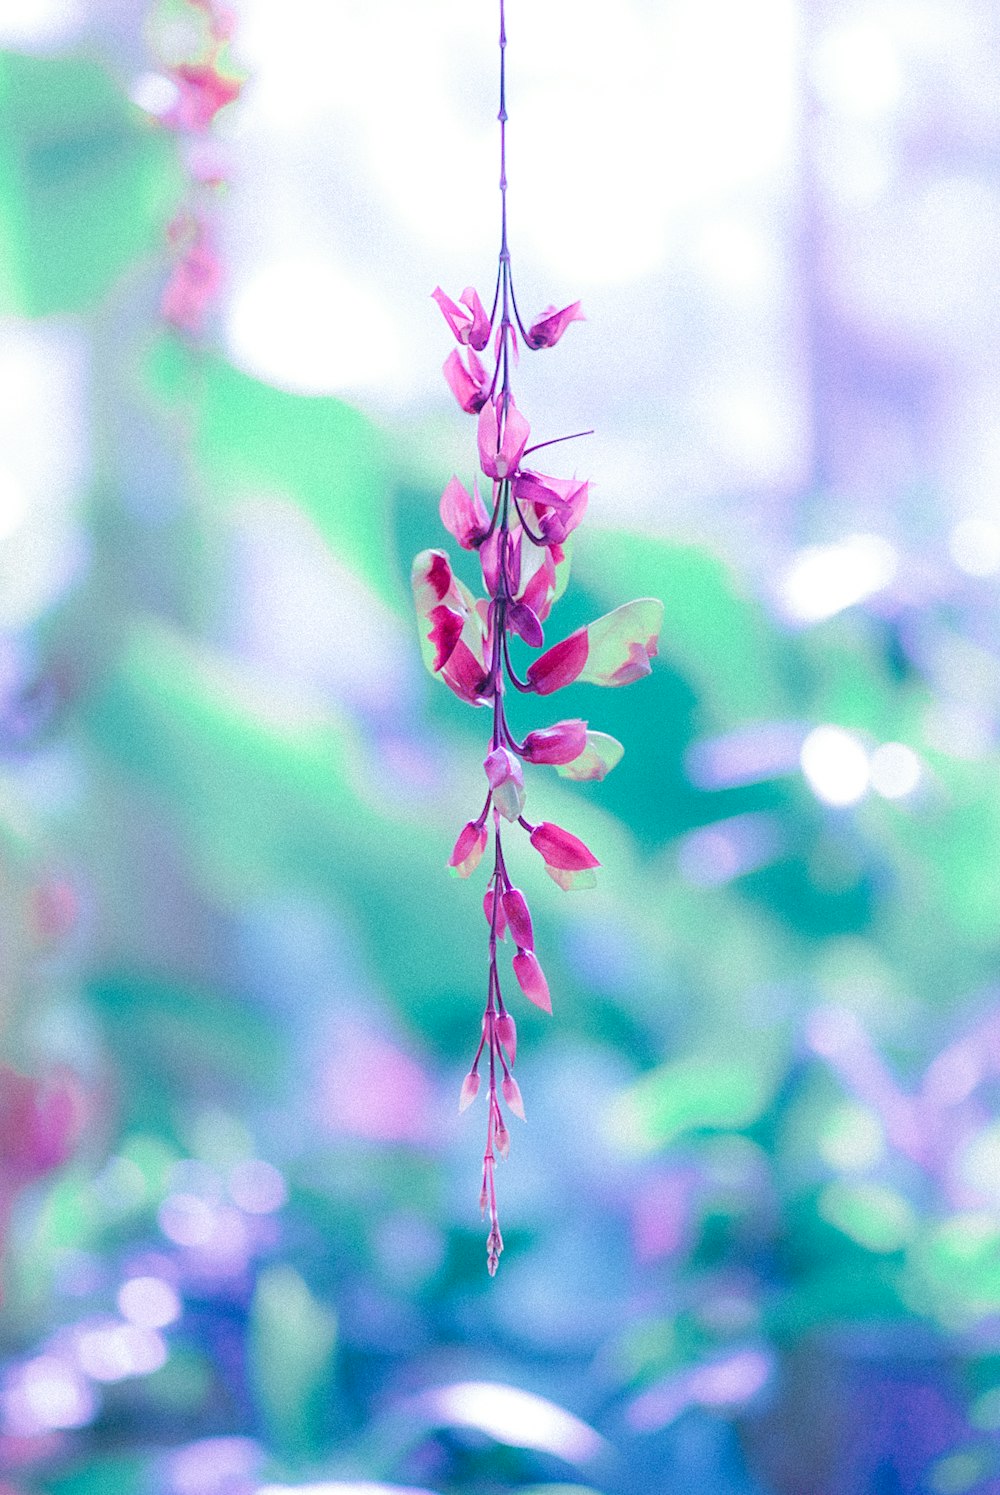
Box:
[523,430,594,457]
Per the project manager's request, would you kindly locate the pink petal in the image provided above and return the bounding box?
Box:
[441,640,492,706]
[530,820,600,871]
[556,730,625,782]
[498,401,530,479]
[521,719,588,765]
[484,746,526,822]
[442,348,489,413]
[412,550,489,699]
[477,401,500,478]
[495,1114,511,1158]
[526,300,584,349]
[165,62,242,131]
[501,888,534,951]
[512,950,552,1013]
[461,285,492,350]
[544,864,598,891]
[526,627,589,695]
[428,604,463,672]
[506,601,543,648]
[575,599,664,688]
[459,1071,481,1112]
[477,399,531,481]
[502,1074,526,1121]
[449,821,488,878]
[439,475,489,549]
[495,1010,517,1064]
[484,887,508,938]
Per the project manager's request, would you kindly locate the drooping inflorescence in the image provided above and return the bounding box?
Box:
[413,0,663,1276]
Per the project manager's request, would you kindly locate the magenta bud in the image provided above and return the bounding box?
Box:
[495,1115,510,1159]
[507,601,544,649]
[502,1074,526,1121]
[521,719,588,765]
[529,820,600,871]
[484,888,508,939]
[495,1010,517,1064]
[512,950,552,1013]
[501,888,534,951]
[459,1071,481,1112]
[449,820,488,878]
[484,746,526,823]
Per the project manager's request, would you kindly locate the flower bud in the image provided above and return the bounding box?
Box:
[449,820,488,878]
[495,1115,510,1159]
[501,888,534,951]
[502,1074,526,1121]
[459,1071,481,1112]
[521,720,588,765]
[512,950,552,1013]
[495,1010,517,1064]
[484,747,526,823]
[483,888,508,938]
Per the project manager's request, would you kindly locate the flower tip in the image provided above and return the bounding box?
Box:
[495,1010,517,1064]
[502,1074,526,1121]
[459,1071,481,1112]
[512,949,552,1013]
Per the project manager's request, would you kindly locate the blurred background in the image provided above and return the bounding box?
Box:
[1,0,1000,1492]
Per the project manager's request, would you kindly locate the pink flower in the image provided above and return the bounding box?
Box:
[495,1011,517,1064]
[526,599,664,695]
[412,550,492,706]
[443,348,490,413]
[525,629,589,695]
[484,747,526,822]
[432,286,491,350]
[439,475,489,550]
[525,300,584,349]
[478,399,530,481]
[165,62,242,132]
[521,720,588,765]
[512,950,552,1012]
[162,224,222,335]
[484,888,508,939]
[530,821,600,872]
[459,1071,481,1112]
[502,1074,526,1120]
[501,888,534,950]
[449,821,488,878]
[0,1065,85,1186]
[513,470,589,544]
[506,601,543,648]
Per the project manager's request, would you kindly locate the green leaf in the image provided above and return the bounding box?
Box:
[610,1048,779,1152]
[146,342,399,607]
[0,52,179,315]
[249,1263,338,1456]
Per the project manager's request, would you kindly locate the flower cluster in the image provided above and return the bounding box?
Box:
[412,1,662,1275]
[146,0,242,336]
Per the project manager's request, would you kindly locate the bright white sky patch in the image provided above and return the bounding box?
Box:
[227,258,402,397]
[0,0,84,48]
[949,517,1000,577]
[800,725,870,806]
[812,22,903,118]
[780,534,897,623]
